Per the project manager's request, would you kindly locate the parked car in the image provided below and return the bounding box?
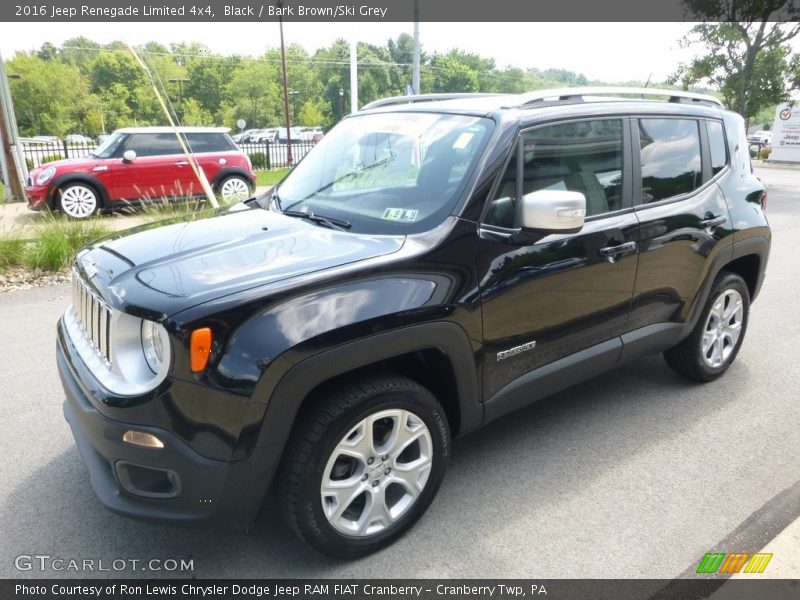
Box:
[26,126,256,218]
[250,128,279,143]
[64,134,94,144]
[747,130,772,145]
[58,88,769,557]
[232,129,260,143]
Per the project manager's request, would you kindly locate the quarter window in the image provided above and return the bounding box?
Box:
[638,118,702,203]
[485,119,625,227]
[184,133,237,153]
[707,121,728,175]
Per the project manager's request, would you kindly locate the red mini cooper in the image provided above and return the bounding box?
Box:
[26,127,256,219]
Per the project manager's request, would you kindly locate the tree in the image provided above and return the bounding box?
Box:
[671,1,800,121]
[297,100,325,126]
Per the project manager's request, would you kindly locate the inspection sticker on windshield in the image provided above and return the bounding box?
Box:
[382,208,419,223]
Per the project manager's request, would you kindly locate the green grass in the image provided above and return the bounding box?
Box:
[0,180,5,203]
[0,216,112,272]
[257,169,289,187]
[24,218,112,271]
[0,236,26,268]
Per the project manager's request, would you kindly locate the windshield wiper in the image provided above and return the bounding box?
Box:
[270,189,283,211]
[282,210,351,231]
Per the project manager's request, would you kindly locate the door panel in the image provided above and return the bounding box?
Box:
[478,214,639,399]
[478,117,637,400]
[627,117,734,330]
[629,183,732,329]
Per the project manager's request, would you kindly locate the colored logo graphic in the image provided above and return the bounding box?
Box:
[779,106,792,120]
[696,552,772,574]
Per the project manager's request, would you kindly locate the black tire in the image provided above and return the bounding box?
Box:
[276,373,450,558]
[56,182,100,219]
[664,272,750,382]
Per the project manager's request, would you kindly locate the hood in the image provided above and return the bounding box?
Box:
[38,156,98,171]
[85,205,405,317]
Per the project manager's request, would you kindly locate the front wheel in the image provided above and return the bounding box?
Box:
[277,374,450,557]
[664,272,750,382]
[57,183,100,219]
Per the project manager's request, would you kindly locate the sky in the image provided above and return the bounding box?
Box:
[0,22,702,83]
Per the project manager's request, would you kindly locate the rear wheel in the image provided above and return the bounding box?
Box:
[57,183,99,219]
[277,373,450,557]
[216,175,251,203]
[664,272,750,382]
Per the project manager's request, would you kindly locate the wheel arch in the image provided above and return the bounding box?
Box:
[250,322,482,489]
[48,174,111,209]
[211,167,256,192]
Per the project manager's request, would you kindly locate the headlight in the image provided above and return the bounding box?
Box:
[141,319,168,374]
[35,166,56,186]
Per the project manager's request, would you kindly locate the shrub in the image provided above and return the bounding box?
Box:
[0,236,27,269]
[23,219,111,271]
[758,146,772,160]
[250,152,268,169]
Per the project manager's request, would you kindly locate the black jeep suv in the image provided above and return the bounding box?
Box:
[58,88,770,557]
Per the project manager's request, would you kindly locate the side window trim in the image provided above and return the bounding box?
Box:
[698,117,713,184]
[479,115,633,228]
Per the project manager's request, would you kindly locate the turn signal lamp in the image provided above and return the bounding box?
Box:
[190,327,213,373]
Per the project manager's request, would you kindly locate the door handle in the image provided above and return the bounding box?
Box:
[699,215,727,229]
[598,241,637,257]
[175,161,189,166]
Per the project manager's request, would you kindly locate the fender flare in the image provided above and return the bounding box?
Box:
[245,322,483,490]
[48,174,111,209]
[679,234,770,340]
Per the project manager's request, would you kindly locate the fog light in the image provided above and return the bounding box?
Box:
[123,430,165,449]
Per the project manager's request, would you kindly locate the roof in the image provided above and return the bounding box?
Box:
[112,126,231,134]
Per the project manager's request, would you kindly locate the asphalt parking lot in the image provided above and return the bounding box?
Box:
[0,166,797,580]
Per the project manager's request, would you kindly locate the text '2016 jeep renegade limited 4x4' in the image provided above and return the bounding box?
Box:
[58,88,770,557]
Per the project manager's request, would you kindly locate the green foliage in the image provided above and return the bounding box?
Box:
[22,218,111,271]
[249,152,268,169]
[0,236,26,268]
[6,35,598,137]
[297,100,325,126]
[670,4,800,119]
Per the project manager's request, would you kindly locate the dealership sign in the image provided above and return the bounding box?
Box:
[769,103,800,162]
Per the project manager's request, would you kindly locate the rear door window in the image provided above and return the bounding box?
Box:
[638,118,702,203]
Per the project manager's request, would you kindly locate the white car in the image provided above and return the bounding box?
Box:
[747,130,772,145]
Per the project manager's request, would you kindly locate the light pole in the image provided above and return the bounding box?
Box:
[277,3,293,166]
[338,87,344,120]
[289,90,300,121]
[168,78,190,120]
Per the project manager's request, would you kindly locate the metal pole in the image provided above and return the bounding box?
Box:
[413,0,420,94]
[0,51,27,202]
[350,37,358,113]
[278,6,294,166]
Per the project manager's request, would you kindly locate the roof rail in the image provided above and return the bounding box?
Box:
[509,87,724,109]
[361,93,503,111]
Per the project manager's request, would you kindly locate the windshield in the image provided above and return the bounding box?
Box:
[276,112,493,234]
[93,131,127,158]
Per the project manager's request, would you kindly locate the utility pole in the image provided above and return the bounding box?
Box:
[413,0,420,94]
[278,3,293,166]
[350,37,358,113]
[0,50,26,202]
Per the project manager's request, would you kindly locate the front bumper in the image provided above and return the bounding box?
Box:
[57,324,273,528]
[25,185,49,210]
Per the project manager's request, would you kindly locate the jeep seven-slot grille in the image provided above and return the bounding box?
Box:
[72,269,112,363]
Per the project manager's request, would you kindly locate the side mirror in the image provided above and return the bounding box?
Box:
[520,190,586,233]
[122,150,137,163]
